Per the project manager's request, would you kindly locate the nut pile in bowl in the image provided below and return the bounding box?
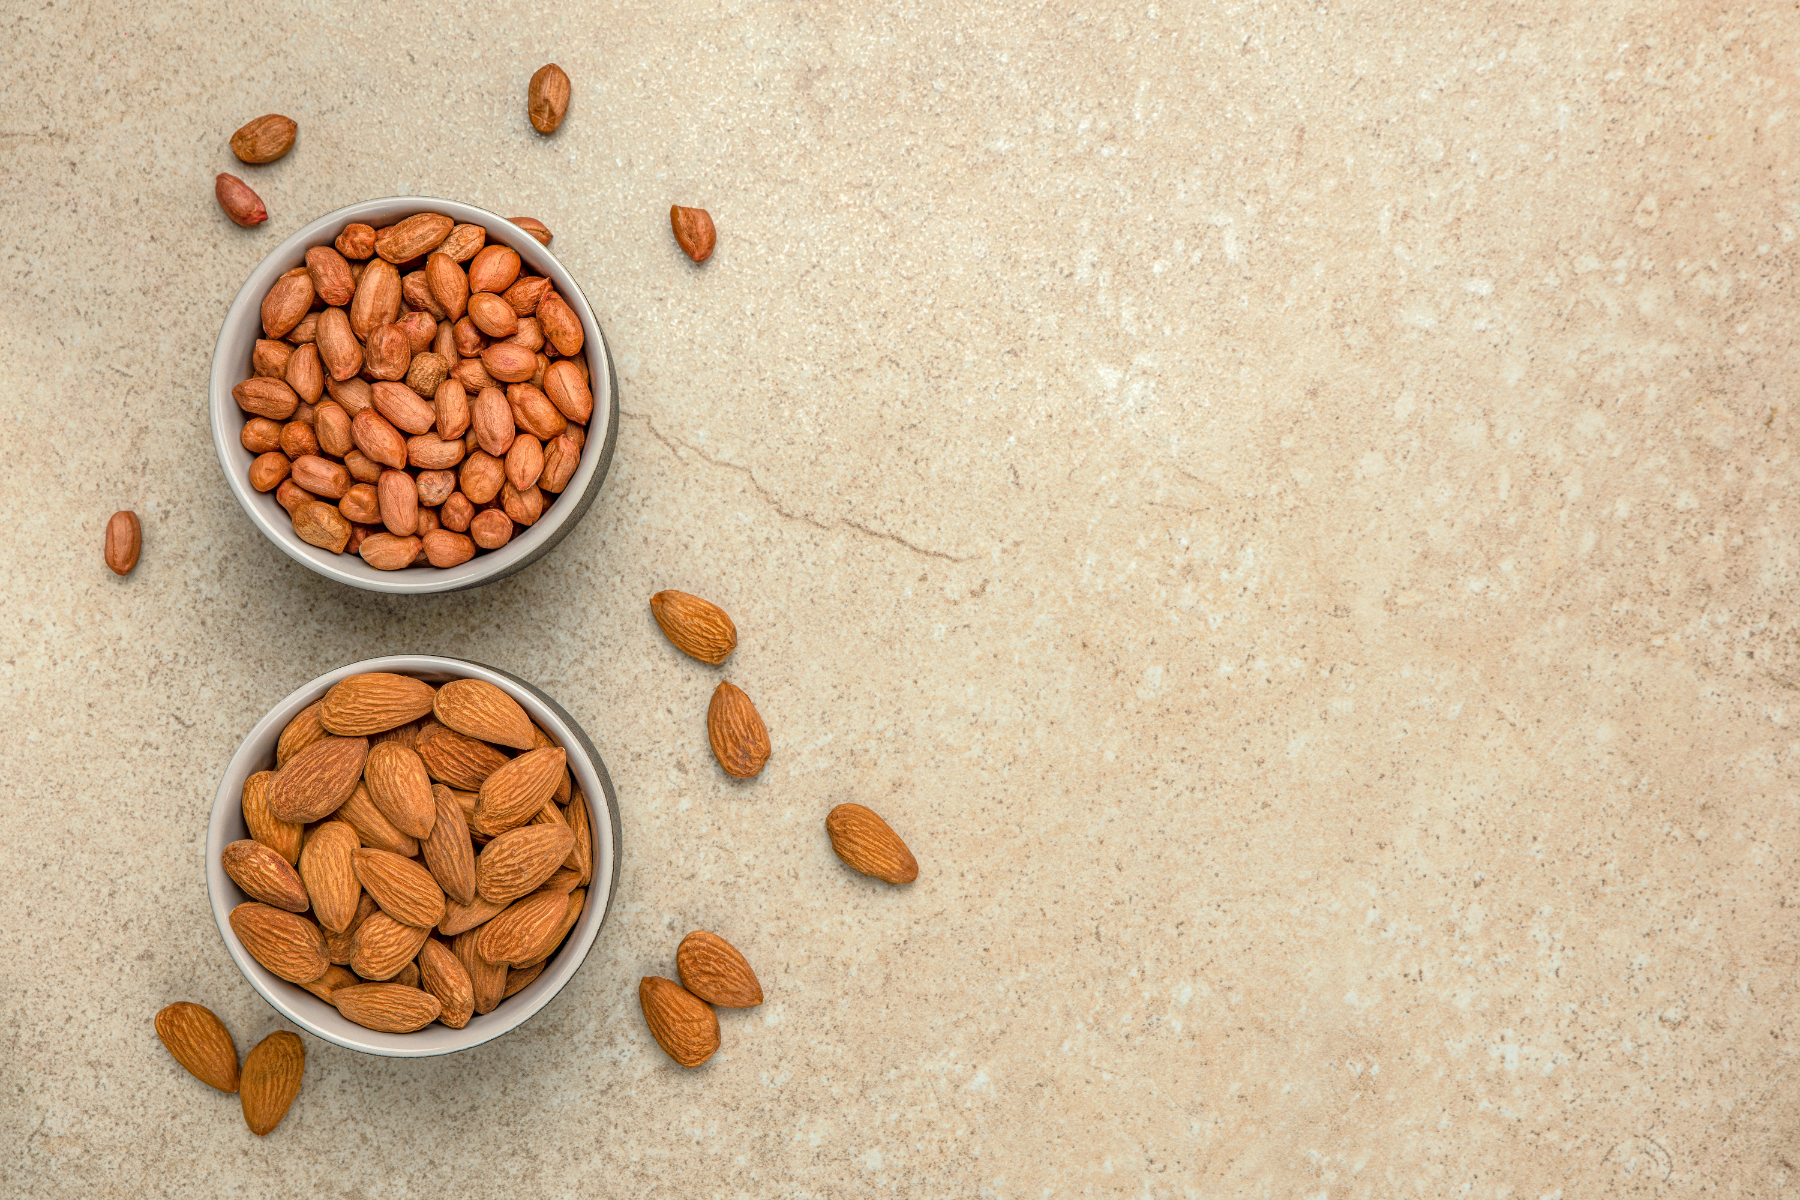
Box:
[225,672,595,1033]
[231,213,595,570]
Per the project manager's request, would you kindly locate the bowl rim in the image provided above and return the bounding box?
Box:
[209,198,619,594]
[207,654,622,1057]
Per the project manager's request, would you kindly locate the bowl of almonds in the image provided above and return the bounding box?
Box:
[209,199,618,592]
[207,655,620,1056]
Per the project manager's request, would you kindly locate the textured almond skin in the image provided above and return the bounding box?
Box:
[297,821,361,933]
[651,591,737,664]
[349,911,430,980]
[566,790,594,886]
[517,886,583,968]
[676,930,763,1008]
[475,747,567,833]
[230,114,296,164]
[276,702,327,767]
[707,682,770,779]
[324,893,376,965]
[418,723,510,790]
[474,889,569,968]
[528,63,571,133]
[475,824,576,905]
[268,736,369,823]
[352,848,446,929]
[104,511,142,575]
[825,803,919,884]
[242,770,302,864]
[421,785,478,905]
[440,892,506,937]
[333,983,442,1033]
[375,212,454,263]
[154,1002,239,1093]
[240,1032,304,1136]
[335,782,418,856]
[230,903,329,984]
[300,963,359,1004]
[215,173,267,227]
[416,939,475,1028]
[434,679,535,750]
[503,962,546,998]
[363,741,436,839]
[670,205,716,262]
[454,930,507,1013]
[222,839,310,912]
[639,977,720,1067]
[321,673,436,736]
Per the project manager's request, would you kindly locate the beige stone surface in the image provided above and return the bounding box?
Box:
[3,1,1797,1194]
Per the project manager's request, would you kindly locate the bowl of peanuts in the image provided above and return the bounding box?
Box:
[207,655,622,1056]
[209,199,617,593]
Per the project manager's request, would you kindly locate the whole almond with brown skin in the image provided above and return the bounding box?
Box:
[352,409,408,470]
[517,887,583,968]
[375,213,454,264]
[243,770,302,864]
[321,672,436,736]
[434,678,535,750]
[475,824,575,905]
[298,820,361,933]
[639,977,719,1067]
[352,847,446,929]
[335,782,418,856]
[676,930,763,1008]
[503,962,546,998]
[363,742,436,839]
[261,269,315,339]
[670,206,716,262]
[268,736,368,823]
[315,307,363,381]
[230,114,297,164]
[651,591,737,664]
[508,216,552,246]
[421,784,478,905]
[441,893,506,938]
[418,723,510,791]
[351,258,402,340]
[708,682,770,779]
[277,702,326,767]
[826,803,919,884]
[454,929,507,1013]
[349,910,430,980]
[155,1002,240,1092]
[222,839,310,912]
[239,1031,304,1136]
[324,892,377,964]
[476,747,566,832]
[216,173,267,227]
[417,939,475,1028]
[305,245,355,306]
[528,63,571,133]
[104,510,142,576]
[566,791,594,886]
[474,889,569,967]
[292,500,352,552]
[233,377,299,420]
[230,902,329,984]
[468,245,521,294]
[300,963,359,1004]
[542,361,593,423]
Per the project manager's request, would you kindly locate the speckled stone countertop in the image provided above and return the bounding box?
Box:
[3,2,1796,1195]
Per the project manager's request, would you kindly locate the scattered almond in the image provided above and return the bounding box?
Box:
[650,590,737,664]
[707,682,770,779]
[154,1002,240,1093]
[239,1031,304,1135]
[639,977,720,1067]
[826,803,919,884]
[676,931,763,1008]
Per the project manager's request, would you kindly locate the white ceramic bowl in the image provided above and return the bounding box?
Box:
[207,655,621,1057]
[209,199,618,593]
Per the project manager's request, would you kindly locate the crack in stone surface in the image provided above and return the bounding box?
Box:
[622,408,976,563]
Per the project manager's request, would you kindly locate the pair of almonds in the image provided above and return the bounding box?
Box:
[154,1002,303,1135]
[650,590,771,779]
[639,931,762,1067]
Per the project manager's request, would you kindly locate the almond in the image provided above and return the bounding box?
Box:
[242,769,302,864]
[537,867,580,894]
[261,269,315,339]
[707,682,770,779]
[267,736,368,823]
[825,803,919,884]
[421,784,478,905]
[305,245,355,307]
[639,977,719,1067]
[468,245,521,294]
[454,929,507,1013]
[349,910,430,980]
[566,789,594,887]
[222,839,310,912]
[418,723,510,790]
[299,964,359,1004]
[362,741,436,839]
[276,703,326,768]
[230,114,297,164]
[229,902,329,984]
[517,887,583,968]
[538,293,583,356]
[320,672,435,736]
[541,360,593,423]
[335,782,419,856]
[508,216,552,246]
[352,847,446,929]
[350,258,402,340]
[417,939,475,1028]
[154,1002,240,1093]
[292,501,352,553]
[475,824,575,905]
[376,212,454,263]
[332,983,442,1033]
[233,377,299,420]
[239,1031,304,1136]
[528,63,571,133]
[103,510,142,576]
[371,720,421,751]
[215,173,267,227]
[440,892,507,938]
[475,747,566,833]
[315,307,363,380]
[670,205,716,263]
[433,678,535,750]
[481,342,537,383]
[474,889,568,968]
[676,930,763,1008]
[503,962,546,998]
[297,821,361,933]
[651,591,737,664]
[324,893,377,964]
